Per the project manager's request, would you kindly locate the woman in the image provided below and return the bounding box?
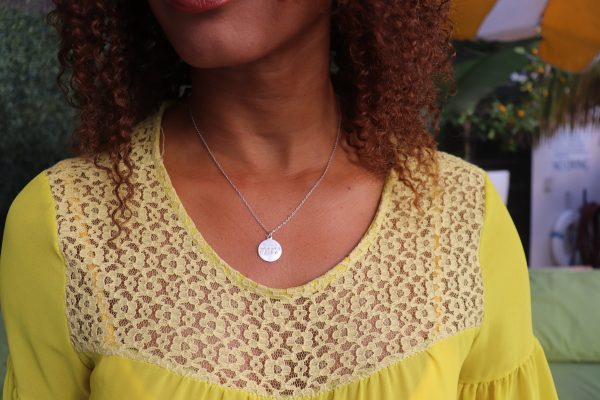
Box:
[0,0,557,399]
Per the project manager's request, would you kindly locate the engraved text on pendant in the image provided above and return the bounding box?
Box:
[258,238,282,262]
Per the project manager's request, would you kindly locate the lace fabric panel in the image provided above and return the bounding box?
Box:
[45,110,485,398]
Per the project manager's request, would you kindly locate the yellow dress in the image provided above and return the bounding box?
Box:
[0,101,557,399]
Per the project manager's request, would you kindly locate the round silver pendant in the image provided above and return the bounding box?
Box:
[258,237,282,262]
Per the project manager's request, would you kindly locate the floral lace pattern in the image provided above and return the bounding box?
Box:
[45,102,486,397]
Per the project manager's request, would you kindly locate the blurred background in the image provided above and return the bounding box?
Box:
[1,0,599,398]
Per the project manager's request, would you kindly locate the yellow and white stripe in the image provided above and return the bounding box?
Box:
[450,0,600,72]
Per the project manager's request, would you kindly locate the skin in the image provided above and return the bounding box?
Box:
[147,0,387,289]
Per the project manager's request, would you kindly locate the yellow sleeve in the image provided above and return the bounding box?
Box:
[457,173,558,399]
[0,170,91,399]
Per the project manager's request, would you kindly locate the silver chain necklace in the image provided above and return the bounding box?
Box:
[186,101,342,263]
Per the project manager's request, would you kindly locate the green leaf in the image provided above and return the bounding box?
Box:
[445,41,534,115]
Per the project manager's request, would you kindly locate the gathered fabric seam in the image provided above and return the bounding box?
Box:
[457,340,537,386]
[42,168,95,372]
[77,327,481,400]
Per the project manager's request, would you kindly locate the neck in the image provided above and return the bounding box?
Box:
[185,12,341,177]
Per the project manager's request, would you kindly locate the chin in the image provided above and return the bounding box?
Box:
[169,31,275,69]
[148,0,330,69]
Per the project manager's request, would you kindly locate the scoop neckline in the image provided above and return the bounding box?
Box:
[150,99,395,299]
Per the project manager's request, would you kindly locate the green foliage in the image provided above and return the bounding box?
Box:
[445,40,533,116]
[443,41,547,157]
[443,39,600,158]
[0,6,74,228]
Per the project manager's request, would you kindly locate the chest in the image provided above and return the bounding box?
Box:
[168,169,388,289]
[48,150,484,398]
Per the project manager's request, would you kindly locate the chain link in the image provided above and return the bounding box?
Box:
[185,99,342,238]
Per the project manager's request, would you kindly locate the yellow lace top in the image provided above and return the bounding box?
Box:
[0,101,557,399]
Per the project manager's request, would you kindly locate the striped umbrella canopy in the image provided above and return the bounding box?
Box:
[450,0,600,73]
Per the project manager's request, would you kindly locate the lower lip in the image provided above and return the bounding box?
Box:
[167,0,230,14]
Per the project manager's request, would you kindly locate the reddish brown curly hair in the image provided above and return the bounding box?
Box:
[47,0,453,241]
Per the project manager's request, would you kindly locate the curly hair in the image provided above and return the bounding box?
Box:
[47,0,453,242]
